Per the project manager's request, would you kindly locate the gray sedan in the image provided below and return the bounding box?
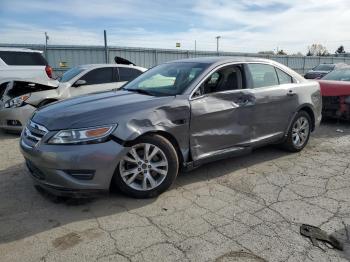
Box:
[20,57,322,198]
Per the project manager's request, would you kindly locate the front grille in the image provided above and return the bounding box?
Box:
[22,120,49,147]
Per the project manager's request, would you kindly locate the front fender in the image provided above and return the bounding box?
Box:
[112,97,191,161]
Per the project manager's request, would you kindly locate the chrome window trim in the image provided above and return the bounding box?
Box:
[189,61,299,101]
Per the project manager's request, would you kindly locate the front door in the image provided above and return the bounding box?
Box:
[189,64,254,161]
[70,67,117,97]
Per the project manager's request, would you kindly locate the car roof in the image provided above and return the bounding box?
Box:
[0,47,43,53]
[77,64,146,71]
[169,56,272,65]
[168,56,306,83]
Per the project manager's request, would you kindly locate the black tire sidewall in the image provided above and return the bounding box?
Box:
[284,111,312,152]
[113,134,179,198]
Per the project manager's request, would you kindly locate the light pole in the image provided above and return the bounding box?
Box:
[44,32,49,59]
[216,36,221,56]
[104,30,108,63]
[194,40,197,57]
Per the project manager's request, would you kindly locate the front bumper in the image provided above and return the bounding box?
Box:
[20,137,129,196]
[0,104,36,131]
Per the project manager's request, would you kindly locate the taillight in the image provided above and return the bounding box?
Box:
[45,65,53,79]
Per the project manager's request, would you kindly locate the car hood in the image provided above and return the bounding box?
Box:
[32,90,175,130]
[317,80,350,96]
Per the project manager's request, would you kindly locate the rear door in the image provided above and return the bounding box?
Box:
[244,63,298,144]
[70,67,116,97]
[189,64,255,161]
[116,67,143,89]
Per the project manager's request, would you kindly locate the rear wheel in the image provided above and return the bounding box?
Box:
[113,134,179,198]
[282,111,311,152]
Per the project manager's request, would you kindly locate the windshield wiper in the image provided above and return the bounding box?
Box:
[126,89,155,96]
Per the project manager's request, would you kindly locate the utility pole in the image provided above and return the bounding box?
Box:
[216,36,221,56]
[104,30,108,63]
[194,40,197,57]
[44,32,49,59]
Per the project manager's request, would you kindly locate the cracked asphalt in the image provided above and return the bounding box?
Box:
[1,121,350,262]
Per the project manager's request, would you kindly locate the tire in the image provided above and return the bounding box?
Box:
[282,111,312,152]
[113,134,179,198]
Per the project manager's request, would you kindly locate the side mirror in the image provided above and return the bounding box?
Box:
[74,79,87,87]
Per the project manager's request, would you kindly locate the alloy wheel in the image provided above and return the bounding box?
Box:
[292,116,310,148]
[119,143,169,191]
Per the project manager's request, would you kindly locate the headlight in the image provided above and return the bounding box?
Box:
[4,94,31,108]
[48,125,116,144]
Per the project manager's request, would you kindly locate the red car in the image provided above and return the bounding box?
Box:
[317,67,350,119]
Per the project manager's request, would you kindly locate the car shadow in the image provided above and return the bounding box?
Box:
[0,144,290,244]
[0,129,20,140]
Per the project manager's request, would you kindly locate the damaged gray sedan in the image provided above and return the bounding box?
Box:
[20,57,322,198]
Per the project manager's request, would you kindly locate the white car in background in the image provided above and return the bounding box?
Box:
[0,63,147,131]
[0,48,54,82]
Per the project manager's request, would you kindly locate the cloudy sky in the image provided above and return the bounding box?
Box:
[0,0,350,54]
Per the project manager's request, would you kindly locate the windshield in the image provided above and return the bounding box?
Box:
[313,64,335,71]
[59,67,85,82]
[322,68,350,81]
[122,62,209,96]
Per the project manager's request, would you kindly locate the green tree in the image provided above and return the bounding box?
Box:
[335,45,345,54]
[277,50,287,55]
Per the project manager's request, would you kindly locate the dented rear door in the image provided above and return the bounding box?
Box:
[189,90,254,161]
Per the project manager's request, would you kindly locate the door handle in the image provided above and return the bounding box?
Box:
[287,90,296,96]
[235,96,253,106]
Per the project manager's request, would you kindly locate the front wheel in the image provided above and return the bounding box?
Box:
[282,111,311,152]
[113,134,179,198]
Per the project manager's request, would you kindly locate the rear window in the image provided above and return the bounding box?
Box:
[0,51,47,66]
[313,64,335,71]
[118,67,142,82]
[247,63,279,88]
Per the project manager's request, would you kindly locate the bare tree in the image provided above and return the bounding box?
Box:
[307,44,329,56]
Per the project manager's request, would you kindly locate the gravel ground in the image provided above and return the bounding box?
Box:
[0,121,350,262]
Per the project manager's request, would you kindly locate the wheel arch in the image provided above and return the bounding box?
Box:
[130,131,185,166]
[296,104,316,131]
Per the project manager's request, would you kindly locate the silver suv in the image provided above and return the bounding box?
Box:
[20,57,322,198]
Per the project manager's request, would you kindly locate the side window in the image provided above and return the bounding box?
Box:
[81,68,114,85]
[197,65,243,95]
[247,64,278,88]
[276,68,293,84]
[0,51,47,66]
[118,68,142,82]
